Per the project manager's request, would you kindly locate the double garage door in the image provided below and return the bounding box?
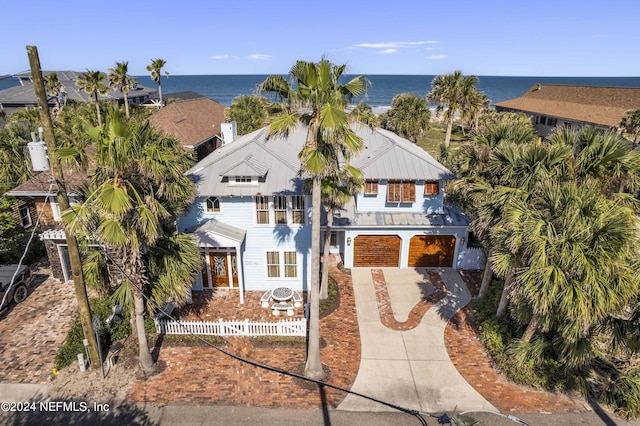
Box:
[353,235,456,268]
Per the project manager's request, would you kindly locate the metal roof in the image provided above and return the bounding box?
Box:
[187,218,246,242]
[0,71,156,109]
[332,199,470,228]
[189,124,456,197]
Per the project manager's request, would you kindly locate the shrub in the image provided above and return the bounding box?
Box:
[55,296,131,369]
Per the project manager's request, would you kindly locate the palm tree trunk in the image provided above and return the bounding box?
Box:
[94,92,102,127]
[158,83,163,107]
[521,311,541,343]
[320,209,333,300]
[134,289,155,373]
[444,119,453,148]
[304,175,324,380]
[496,270,514,317]
[478,249,493,297]
[123,92,130,118]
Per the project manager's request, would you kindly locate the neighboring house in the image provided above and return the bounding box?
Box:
[494,84,640,137]
[149,95,229,162]
[178,125,470,303]
[5,166,88,281]
[0,71,156,117]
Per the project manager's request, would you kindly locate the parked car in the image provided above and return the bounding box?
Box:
[0,264,32,307]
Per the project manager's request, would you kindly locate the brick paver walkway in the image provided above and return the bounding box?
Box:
[448,271,583,414]
[127,256,360,409]
[0,268,76,383]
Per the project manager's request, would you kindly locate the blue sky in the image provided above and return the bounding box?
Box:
[2,0,638,76]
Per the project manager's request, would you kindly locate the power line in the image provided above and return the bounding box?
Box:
[65,203,428,425]
[0,181,55,311]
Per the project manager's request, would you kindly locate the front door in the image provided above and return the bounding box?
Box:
[210,253,229,287]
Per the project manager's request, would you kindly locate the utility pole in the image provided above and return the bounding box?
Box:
[26,46,101,369]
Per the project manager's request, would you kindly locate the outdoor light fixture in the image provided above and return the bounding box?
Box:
[347,237,352,246]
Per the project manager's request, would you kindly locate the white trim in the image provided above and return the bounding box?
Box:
[264,250,299,280]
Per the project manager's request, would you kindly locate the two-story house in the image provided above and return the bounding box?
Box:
[494,84,640,138]
[178,124,470,303]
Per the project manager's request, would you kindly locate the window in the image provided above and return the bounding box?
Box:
[539,116,547,125]
[274,196,287,224]
[547,118,557,127]
[424,181,439,195]
[329,231,338,247]
[266,251,280,277]
[291,196,305,224]
[387,181,415,203]
[365,180,378,195]
[235,176,252,183]
[49,197,61,221]
[19,205,32,227]
[256,196,269,224]
[284,252,297,278]
[205,196,220,213]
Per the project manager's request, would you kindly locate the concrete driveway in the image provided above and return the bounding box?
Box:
[338,267,496,414]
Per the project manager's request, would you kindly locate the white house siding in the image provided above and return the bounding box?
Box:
[342,227,469,269]
[178,196,312,292]
[356,180,444,214]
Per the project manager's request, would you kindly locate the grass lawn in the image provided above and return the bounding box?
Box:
[416,123,470,158]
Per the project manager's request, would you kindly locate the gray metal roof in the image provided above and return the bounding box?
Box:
[187,218,246,242]
[0,71,156,109]
[350,126,455,180]
[188,127,302,196]
[189,124,456,197]
[332,199,470,228]
[218,154,270,177]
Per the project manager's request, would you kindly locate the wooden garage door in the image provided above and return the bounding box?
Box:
[353,235,401,267]
[408,235,456,267]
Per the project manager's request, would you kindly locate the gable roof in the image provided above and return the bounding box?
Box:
[189,124,456,197]
[494,84,640,127]
[149,97,226,148]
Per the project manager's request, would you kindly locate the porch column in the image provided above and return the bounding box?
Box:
[236,244,245,304]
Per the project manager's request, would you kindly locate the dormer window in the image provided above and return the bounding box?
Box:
[235,176,253,184]
[206,196,221,213]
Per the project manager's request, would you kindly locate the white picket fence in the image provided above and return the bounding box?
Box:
[155,317,307,337]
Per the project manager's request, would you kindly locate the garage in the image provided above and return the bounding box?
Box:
[353,235,401,267]
[408,235,456,267]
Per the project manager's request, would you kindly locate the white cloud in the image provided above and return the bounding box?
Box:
[378,49,398,55]
[247,54,272,61]
[429,54,448,60]
[354,41,438,49]
[210,54,229,60]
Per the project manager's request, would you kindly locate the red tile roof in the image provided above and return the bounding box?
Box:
[494,84,640,127]
[149,97,226,147]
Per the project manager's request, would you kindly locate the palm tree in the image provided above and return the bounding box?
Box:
[259,58,367,379]
[147,59,169,107]
[227,94,270,135]
[76,70,109,127]
[44,72,62,117]
[312,165,364,299]
[62,107,199,372]
[495,180,640,364]
[382,93,430,142]
[427,70,481,148]
[108,61,137,119]
[619,109,640,143]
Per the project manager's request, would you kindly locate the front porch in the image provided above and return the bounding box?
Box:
[177,289,308,323]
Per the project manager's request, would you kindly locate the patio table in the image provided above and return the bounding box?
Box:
[272,287,294,302]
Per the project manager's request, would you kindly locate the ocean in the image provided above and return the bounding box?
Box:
[2,74,640,110]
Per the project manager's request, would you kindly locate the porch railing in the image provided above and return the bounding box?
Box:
[154,317,307,337]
